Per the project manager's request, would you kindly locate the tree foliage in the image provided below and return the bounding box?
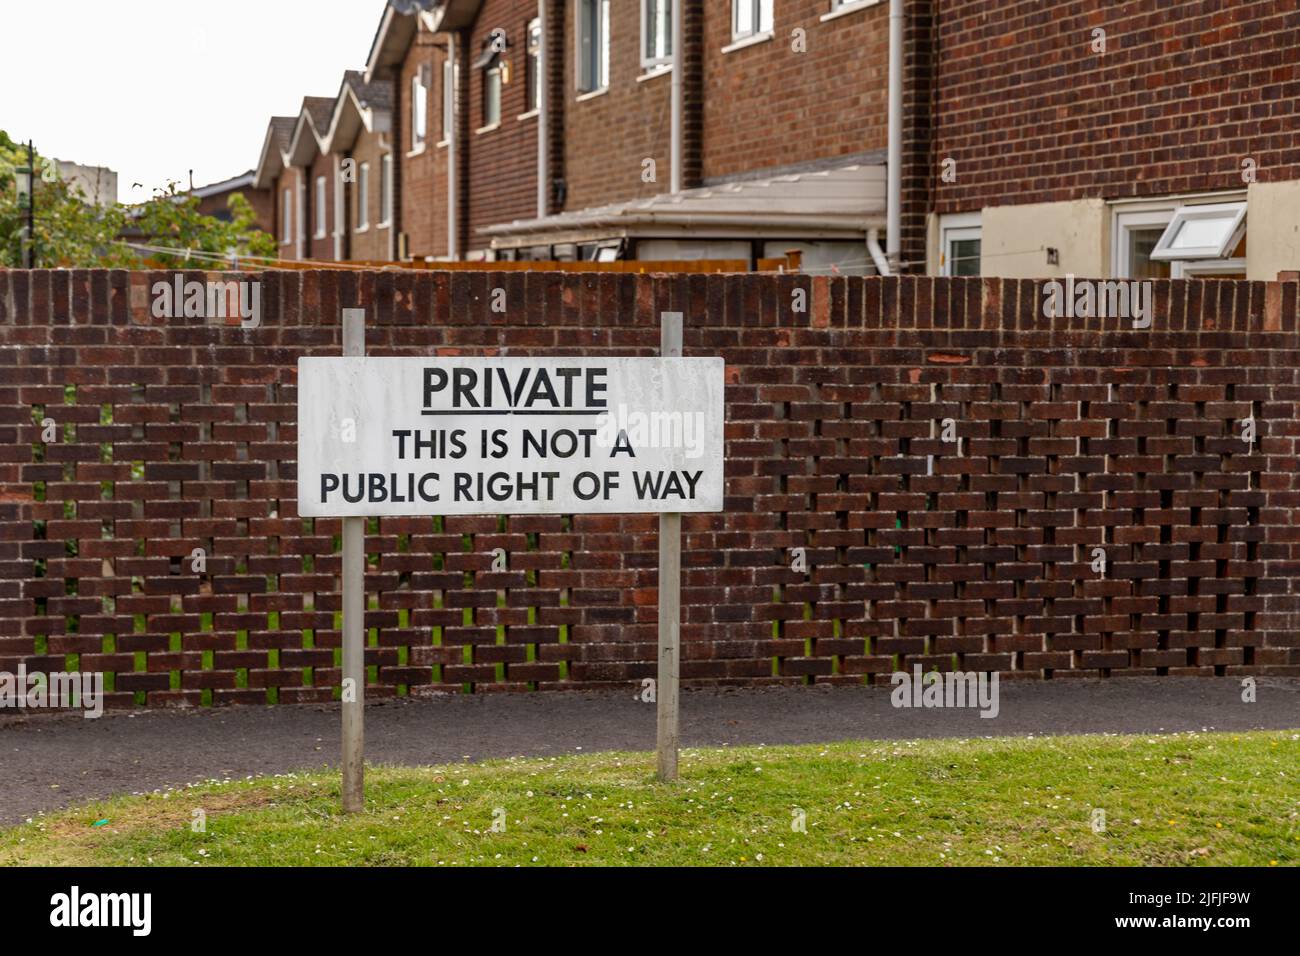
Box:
[0,129,276,269]
[129,180,278,269]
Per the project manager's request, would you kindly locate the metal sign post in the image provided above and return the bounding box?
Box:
[341,308,365,813]
[300,308,721,809]
[656,312,683,782]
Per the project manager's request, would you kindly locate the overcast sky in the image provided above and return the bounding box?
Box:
[0,0,384,203]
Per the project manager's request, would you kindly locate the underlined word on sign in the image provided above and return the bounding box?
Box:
[297,356,725,517]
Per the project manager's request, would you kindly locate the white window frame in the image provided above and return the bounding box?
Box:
[1111,194,1247,279]
[411,69,428,151]
[1114,207,1174,279]
[281,188,292,244]
[822,0,882,22]
[356,161,370,232]
[313,175,327,239]
[939,212,981,277]
[731,0,774,42]
[379,154,392,227]
[1148,201,1246,262]
[1177,258,1249,278]
[524,17,542,114]
[576,0,610,93]
[441,60,455,145]
[481,55,502,130]
[641,0,672,71]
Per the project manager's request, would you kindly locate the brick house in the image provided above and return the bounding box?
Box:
[364,0,438,260]
[252,117,297,255]
[925,0,1300,282]
[191,171,274,236]
[253,98,335,261]
[357,0,895,270]
[260,1,1300,279]
[483,0,894,271]
[322,71,396,261]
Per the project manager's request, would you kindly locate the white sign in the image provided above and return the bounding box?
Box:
[297,356,725,517]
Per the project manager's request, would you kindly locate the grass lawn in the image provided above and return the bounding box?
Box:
[3,730,1296,867]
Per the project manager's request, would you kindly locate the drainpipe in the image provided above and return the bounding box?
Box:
[447,37,458,259]
[867,228,889,275]
[537,0,548,217]
[670,0,683,193]
[293,167,302,257]
[884,0,903,274]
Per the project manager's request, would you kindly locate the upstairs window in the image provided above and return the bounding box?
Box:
[525,18,542,113]
[642,0,672,70]
[314,176,326,238]
[578,0,610,92]
[442,60,455,142]
[281,188,291,244]
[733,0,774,41]
[411,67,429,149]
[357,161,370,230]
[476,38,502,129]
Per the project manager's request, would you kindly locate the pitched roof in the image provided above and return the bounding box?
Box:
[268,117,296,153]
[252,116,297,189]
[302,96,336,134]
[284,96,336,166]
[324,71,395,152]
[364,0,442,80]
[191,170,256,198]
[343,69,393,112]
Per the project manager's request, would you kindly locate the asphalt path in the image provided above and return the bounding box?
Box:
[2,677,1297,825]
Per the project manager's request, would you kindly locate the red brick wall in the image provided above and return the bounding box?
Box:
[398,24,452,260]
[562,0,672,210]
[933,0,1300,214]
[701,0,889,180]
[466,0,541,254]
[1,269,1297,709]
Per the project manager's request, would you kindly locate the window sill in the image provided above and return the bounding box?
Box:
[436,139,449,149]
[637,64,672,82]
[820,0,883,23]
[476,122,501,135]
[722,31,773,54]
[575,87,609,102]
[354,226,369,234]
[517,109,538,121]
[406,144,427,158]
[313,232,327,241]
[377,222,391,230]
